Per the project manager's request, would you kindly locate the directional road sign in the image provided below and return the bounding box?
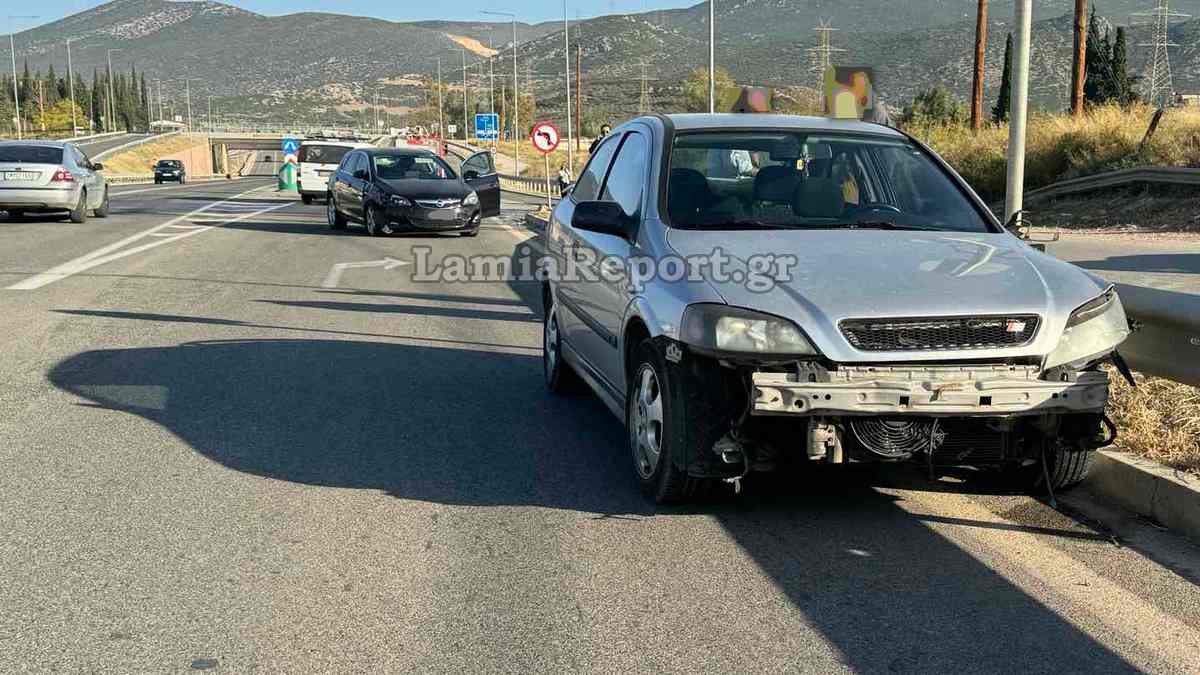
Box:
[475,113,499,141]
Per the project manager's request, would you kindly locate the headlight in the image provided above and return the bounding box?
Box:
[462,191,479,206]
[681,304,818,356]
[388,195,411,207]
[1044,287,1130,369]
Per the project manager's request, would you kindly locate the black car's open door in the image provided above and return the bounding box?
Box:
[461,150,501,218]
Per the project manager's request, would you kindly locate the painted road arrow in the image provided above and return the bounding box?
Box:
[321,257,410,289]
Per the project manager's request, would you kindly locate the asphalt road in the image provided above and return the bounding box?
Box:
[1048,232,1200,295]
[76,133,154,159]
[2,181,1199,673]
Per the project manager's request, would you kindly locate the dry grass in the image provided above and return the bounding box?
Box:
[907,104,1200,202]
[1106,367,1200,476]
[492,140,590,178]
[101,135,210,175]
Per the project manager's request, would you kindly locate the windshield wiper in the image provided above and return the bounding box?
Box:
[822,221,939,231]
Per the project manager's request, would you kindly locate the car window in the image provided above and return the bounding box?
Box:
[300,144,352,165]
[375,154,455,180]
[665,131,992,232]
[572,133,621,202]
[0,145,64,164]
[600,131,647,218]
[349,153,366,175]
[461,152,494,177]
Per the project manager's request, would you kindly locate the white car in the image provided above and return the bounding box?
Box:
[0,141,110,223]
[297,139,373,204]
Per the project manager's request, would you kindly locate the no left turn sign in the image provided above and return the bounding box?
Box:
[530,122,560,155]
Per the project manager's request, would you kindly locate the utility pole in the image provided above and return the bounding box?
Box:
[66,38,78,135]
[462,49,469,142]
[1070,0,1087,116]
[563,0,573,172]
[185,78,192,131]
[208,95,213,132]
[1135,0,1188,108]
[488,35,495,116]
[436,57,444,139]
[156,79,163,123]
[811,20,844,111]
[106,48,122,132]
[483,10,521,167]
[970,0,988,131]
[1004,0,1033,223]
[708,0,715,113]
[639,60,649,113]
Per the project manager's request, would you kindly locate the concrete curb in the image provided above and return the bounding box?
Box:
[1086,450,1200,543]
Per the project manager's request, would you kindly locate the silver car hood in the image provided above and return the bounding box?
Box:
[665,229,1110,363]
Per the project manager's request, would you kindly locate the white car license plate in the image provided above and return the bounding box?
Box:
[3,171,38,181]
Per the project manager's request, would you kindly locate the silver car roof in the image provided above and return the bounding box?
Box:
[0,140,71,148]
[662,113,904,137]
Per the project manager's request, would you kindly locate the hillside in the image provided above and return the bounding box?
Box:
[12,0,1200,124]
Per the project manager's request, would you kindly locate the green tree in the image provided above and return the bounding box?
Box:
[1111,27,1140,106]
[681,67,739,113]
[992,33,1013,123]
[903,85,967,126]
[1084,8,1115,105]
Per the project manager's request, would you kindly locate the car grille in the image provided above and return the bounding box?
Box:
[840,315,1040,352]
[415,199,456,209]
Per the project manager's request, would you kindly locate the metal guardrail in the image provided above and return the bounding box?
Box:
[1114,284,1200,388]
[499,173,564,199]
[105,174,237,186]
[1025,166,1200,202]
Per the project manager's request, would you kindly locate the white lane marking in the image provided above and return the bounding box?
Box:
[321,258,410,289]
[110,179,254,197]
[6,186,289,291]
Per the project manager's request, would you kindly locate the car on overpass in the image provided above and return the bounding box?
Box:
[297,139,373,204]
[0,140,110,223]
[326,147,500,236]
[541,113,1131,503]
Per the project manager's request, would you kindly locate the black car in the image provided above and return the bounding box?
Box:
[326,147,500,236]
[153,159,186,184]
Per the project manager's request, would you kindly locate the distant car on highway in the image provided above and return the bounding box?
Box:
[153,159,186,184]
[326,147,499,236]
[542,113,1130,503]
[0,140,110,223]
[297,139,372,204]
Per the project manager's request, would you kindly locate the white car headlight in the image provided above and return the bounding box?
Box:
[681,304,818,356]
[389,194,411,207]
[1044,287,1130,370]
[462,191,479,206]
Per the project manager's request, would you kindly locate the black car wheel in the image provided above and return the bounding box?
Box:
[327,193,347,230]
[301,194,314,205]
[69,189,89,224]
[93,187,110,218]
[364,204,392,236]
[543,299,583,394]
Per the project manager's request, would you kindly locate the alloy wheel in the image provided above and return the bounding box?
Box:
[631,365,665,479]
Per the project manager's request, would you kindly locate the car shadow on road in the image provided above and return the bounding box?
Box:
[1073,253,1200,275]
[259,299,540,323]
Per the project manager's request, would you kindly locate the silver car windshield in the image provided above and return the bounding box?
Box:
[667,131,992,233]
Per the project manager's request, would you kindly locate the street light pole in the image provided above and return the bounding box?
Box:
[66,38,78,135]
[482,9,520,169]
[1004,0,1033,222]
[185,78,192,131]
[462,49,469,142]
[9,15,40,139]
[436,57,444,140]
[709,0,715,113]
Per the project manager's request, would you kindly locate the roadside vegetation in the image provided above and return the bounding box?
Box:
[100,135,210,175]
[1107,368,1200,476]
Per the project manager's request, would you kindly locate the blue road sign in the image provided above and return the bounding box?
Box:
[282,137,300,155]
[474,113,499,141]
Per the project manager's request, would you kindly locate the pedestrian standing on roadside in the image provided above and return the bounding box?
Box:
[557,164,573,195]
[588,124,612,155]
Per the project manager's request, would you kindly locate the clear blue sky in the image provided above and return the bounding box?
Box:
[25,0,700,28]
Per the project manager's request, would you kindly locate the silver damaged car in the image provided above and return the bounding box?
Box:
[542,114,1130,503]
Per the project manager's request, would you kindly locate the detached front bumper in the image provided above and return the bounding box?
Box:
[753,364,1110,416]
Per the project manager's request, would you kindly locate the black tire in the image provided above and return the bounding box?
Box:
[543,300,584,394]
[628,339,715,504]
[1009,437,1096,493]
[364,204,391,236]
[154,178,161,184]
[327,193,347,230]
[179,176,186,185]
[6,209,24,221]
[93,188,110,218]
[69,190,88,224]
[301,194,314,205]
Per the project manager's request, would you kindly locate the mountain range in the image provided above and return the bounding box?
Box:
[11,0,1200,124]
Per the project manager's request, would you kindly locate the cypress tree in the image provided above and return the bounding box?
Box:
[1112,27,1139,106]
[992,33,1013,123]
[1084,8,1114,105]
